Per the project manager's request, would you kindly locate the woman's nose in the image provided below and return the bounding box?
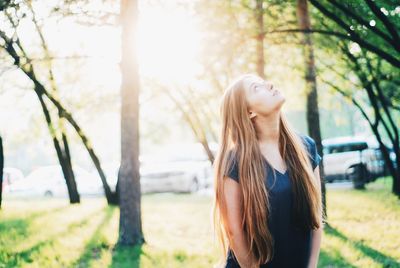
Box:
[264,81,273,91]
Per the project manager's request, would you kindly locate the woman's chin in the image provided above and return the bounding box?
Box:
[276,98,286,110]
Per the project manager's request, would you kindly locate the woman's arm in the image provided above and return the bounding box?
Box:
[308,166,323,268]
[223,177,258,268]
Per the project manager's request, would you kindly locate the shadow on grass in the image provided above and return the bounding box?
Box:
[0,205,106,267]
[109,244,145,268]
[318,250,357,268]
[0,218,30,244]
[24,204,71,221]
[72,205,116,267]
[324,225,399,267]
[0,205,71,248]
[108,242,212,268]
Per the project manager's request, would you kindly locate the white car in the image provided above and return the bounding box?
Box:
[140,161,211,193]
[322,136,385,183]
[143,143,214,189]
[2,167,25,193]
[6,165,103,197]
[91,143,214,194]
[97,160,212,194]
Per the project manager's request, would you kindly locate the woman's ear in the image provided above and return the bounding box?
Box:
[249,111,257,119]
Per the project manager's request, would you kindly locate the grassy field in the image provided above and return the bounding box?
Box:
[0,177,399,268]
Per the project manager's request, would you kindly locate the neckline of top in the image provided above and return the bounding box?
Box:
[261,156,288,176]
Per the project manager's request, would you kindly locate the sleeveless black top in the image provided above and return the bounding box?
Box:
[224,133,322,268]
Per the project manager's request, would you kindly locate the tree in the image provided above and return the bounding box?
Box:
[305,0,400,196]
[118,0,145,246]
[273,0,400,68]
[36,87,80,203]
[0,5,80,203]
[321,43,400,196]
[0,1,117,204]
[27,1,80,203]
[273,0,399,196]
[296,0,326,217]
[308,0,400,68]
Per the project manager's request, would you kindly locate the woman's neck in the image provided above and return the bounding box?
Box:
[254,112,281,145]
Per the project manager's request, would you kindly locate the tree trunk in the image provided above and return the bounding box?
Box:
[118,0,145,246]
[0,135,3,209]
[161,86,215,163]
[326,78,400,198]
[60,127,80,202]
[297,0,327,218]
[35,79,117,204]
[36,91,80,203]
[34,80,117,204]
[341,48,400,197]
[255,0,265,79]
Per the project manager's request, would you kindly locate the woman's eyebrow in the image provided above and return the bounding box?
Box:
[249,82,256,91]
[250,81,263,91]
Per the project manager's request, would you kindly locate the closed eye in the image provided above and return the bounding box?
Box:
[253,83,263,91]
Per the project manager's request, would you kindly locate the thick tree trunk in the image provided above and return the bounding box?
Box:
[297,0,327,218]
[118,0,145,246]
[0,136,3,209]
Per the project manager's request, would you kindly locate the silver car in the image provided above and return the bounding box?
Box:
[322,136,385,183]
[100,160,212,194]
[6,165,103,197]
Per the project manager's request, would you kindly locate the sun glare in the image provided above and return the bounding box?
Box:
[137,6,202,84]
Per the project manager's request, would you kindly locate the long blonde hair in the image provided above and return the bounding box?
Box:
[212,74,323,267]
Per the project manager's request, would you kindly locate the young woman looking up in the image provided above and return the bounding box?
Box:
[212,74,324,268]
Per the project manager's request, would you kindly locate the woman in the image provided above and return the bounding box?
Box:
[212,74,324,268]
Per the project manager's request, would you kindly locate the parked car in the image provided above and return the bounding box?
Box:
[99,161,212,194]
[322,136,385,183]
[142,143,213,192]
[141,160,212,193]
[6,165,102,197]
[2,167,25,193]
[98,143,214,194]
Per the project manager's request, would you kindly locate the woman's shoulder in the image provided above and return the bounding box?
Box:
[225,149,240,182]
[296,132,317,147]
[295,132,321,170]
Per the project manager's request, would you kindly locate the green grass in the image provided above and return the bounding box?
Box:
[0,177,399,268]
[320,178,400,268]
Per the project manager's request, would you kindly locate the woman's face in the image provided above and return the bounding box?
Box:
[242,75,285,119]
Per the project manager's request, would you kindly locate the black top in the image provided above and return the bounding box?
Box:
[224,133,322,268]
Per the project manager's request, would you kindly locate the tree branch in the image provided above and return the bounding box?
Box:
[328,0,398,52]
[322,78,374,128]
[307,0,400,68]
[364,0,400,46]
